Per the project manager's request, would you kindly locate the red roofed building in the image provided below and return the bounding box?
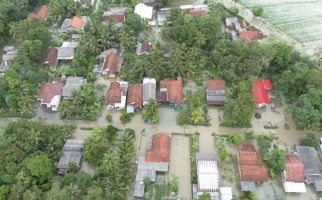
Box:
[101,8,126,27]
[158,80,184,106]
[28,5,49,20]
[102,14,125,23]
[127,84,143,110]
[252,78,272,108]
[239,31,264,43]
[283,154,306,193]
[102,53,120,77]
[237,144,268,191]
[43,48,58,67]
[146,133,171,163]
[60,16,87,33]
[106,81,128,109]
[37,82,64,111]
[190,9,206,16]
[205,79,226,105]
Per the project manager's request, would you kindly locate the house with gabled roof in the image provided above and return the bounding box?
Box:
[43,48,58,67]
[60,16,88,33]
[101,7,126,27]
[143,78,156,106]
[237,143,268,191]
[205,79,226,106]
[134,133,171,198]
[157,80,184,107]
[37,82,64,111]
[102,53,120,77]
[252,78,272,108]
[283,153,306,193]
[106,81,128,109]
[134,3,153,20]
[127,84,143,113]
[57,42,78,63]
[239,31,264,43]
[28,5,49,20]
[57,139,84,175]
[62,76,87,99]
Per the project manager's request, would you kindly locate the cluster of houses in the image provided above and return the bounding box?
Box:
[237,143,322,194]
[225,17,264,42]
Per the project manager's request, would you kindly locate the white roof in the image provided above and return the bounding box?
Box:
[283,182,306,193]
[197,160,219,192]
[50,95,61,110]
[220,187,233,200]
[61,41,78,48]
[134,3,153,20]
[180,4,194,10]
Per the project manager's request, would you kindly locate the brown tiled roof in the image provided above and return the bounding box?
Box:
[70,16,84,30]
[101,15,124,23]
[206,79,225,90]
[146,133,171,163]
[238,144,268,182]
[106,82,122,105]
[38,82,64,104]
[239,31,264,43]
[285,154,305,183]
[159,80,184,104]
[190,10,206,16]
[156,91,167,103]
[103,53,119,75]
[127,84,143,108]
[43,48,58,67]
[28,5,49,20]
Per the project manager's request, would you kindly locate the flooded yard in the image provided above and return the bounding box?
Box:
[169,135,192,199]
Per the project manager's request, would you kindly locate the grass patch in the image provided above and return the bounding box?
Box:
[80,127,94,130]
[189,132,200,184]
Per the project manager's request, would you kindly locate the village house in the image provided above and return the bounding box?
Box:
[57,139,84,175]
[37,82,64,111]
[57,41,78,63]
[106,81,128,109]
[27,5,49,20]
[127,84,143,113]
[157,80,184,108]
[102,52,120,77]
[43,48,58,67]
[180,4,209,16]
[283,153,306,193]
[205,79,226,106]
[237,144,268,191]
[62,76,87,99]
[136,41,152,55]
[134,133,171,198]
[101,7,126,28]
[252,78,272,108]
[143,78,156,106]
[295,146,322,192]
[0,46,18,74]
[157,8,170,27]
[193,153,232,200]
[225,17,245,32]
[60,16,88,33]
[239,31,264,43]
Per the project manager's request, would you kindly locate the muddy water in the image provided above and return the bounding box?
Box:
[169,135,192,199]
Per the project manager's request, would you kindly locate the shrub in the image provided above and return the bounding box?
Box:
[105,113,112,122]
[120,111,132,123]
[251,6,263,16]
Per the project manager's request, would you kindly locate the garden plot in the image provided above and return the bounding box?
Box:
[240,0,322,51]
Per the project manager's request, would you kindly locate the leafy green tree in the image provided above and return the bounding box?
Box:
[142,99,159,124]
[299,133,319,149]
[199,193,211,200]
[191,109,203,124]
[24,154,54,185]
[251,6,263,16]
[120,111,132,123]
[264,148,286,176]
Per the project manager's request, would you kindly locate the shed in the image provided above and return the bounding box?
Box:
[205,79,226,105]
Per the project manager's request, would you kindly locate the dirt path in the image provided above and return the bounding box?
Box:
[169,135,192,199]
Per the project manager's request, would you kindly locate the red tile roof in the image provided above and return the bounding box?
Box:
[127,84,143,108]
[70,16,84,30]
[106,82,122,105]
[38,82,64,104]
[43,48,58,67]
[238,144,268,182]
[206,79,225,90]
[190,10,206,16]
[239,31,264,43]
[101,14,124,23]
[252,78,272,106]
[28,5,49,20]
[159,80,184,104]
[285,154,305,183]
[146,133,171,163]
[103,53,119,75]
